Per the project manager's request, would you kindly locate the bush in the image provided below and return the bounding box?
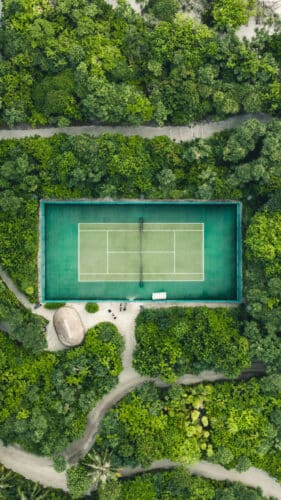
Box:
[85,302,99,314]
[53,454,67,472]
[44,302,66,309]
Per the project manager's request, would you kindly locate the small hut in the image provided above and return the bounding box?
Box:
[53,306,85,347]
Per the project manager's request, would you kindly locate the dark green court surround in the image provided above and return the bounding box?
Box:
[40,200,242,302]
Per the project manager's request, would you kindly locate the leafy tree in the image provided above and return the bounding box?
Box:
[222,119,266,164]
[211,0,256,29]
[146,0,180,21]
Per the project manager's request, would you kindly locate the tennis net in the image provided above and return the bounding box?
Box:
[139,217,144,287]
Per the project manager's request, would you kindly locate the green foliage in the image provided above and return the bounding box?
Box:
[211,0,256,29]
[108,468,266,500]
[44,302,66,310]
[95,382,213,467]
[0,323,124,455]
[67,464,92,499]
[246,211,281,271]
[244,209,281,373]
[85,302,99,314]
[53,454,67,472]
[0,279,47,353]
[0,463,69,499]
[223,119,266,164]
[68,449,121,498]
[146,0,180,21]
[94,379,281,481]
[0,1,279,126]
[133,307,250,380]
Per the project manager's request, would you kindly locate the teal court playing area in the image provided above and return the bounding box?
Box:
[41,200,242,302]
[78,222,204,282]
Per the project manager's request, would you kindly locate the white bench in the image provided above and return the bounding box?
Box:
[152,292,167,300]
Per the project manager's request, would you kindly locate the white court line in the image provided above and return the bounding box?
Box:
[79,272,203,275]
[78,223,80,281]
[174,230,176,272]
[106,230,109,274]
[202,223,205,280]
[80,229,204,232]
[80,278,205,282]
[108,251,173,254]
[79,222,203,225]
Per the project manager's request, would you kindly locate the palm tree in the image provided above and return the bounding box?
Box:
[83,450,121,489]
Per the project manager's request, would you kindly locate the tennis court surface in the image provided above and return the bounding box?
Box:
[41,200,242,302]
[78,222,204,282]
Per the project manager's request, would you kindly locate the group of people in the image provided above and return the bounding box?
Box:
[108,302,127,320]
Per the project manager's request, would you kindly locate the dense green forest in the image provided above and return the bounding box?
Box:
[67,378,281,498]
[133,307,250,379]
[0,0,280,126]
[0,118,280,373]
[0,322,124,455]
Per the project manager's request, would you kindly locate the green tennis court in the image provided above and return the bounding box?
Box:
[41,200,242,302]
[78,222,204,282]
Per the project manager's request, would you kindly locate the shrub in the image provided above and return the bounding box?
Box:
[53,454,67,472]
[85,302,99,314]
[44,302,66,309]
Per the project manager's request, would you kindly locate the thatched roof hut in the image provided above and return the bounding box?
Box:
[53,306,85,347]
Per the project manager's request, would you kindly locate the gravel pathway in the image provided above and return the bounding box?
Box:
[0,113,270,142]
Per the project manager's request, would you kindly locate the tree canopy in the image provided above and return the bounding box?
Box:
[0,0,280,126]
[133,307,250,380]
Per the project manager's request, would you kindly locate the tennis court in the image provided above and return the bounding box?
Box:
[78,222,204,282]
[41,200,242,302]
